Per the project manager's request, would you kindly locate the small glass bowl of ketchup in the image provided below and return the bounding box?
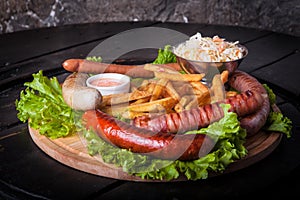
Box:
[86,73,130,95]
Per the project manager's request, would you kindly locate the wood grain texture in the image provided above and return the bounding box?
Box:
[28,124,282,182]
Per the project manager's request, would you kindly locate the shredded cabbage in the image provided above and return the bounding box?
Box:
[173,32,243,62]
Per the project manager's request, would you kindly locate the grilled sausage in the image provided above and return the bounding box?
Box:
[228,70,270,136]
[82,109,215,161]
[133,71,269,136]
[62,59,181,78]
[62,72,102,110]
[133,90,264,133]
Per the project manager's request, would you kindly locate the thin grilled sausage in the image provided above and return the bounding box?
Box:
[62,59,181,78]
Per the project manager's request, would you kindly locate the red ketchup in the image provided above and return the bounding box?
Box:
[91,78,122,87]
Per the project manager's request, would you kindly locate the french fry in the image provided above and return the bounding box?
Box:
[220,70,229,83]
[102,103,129,117]
[190,81,209,95]
[180,95,193,106]
[130,85,138,92]
[138,79,150,90]
[130,96,151,105]
[180,81,211,107]
[185,96,198,110]
[174,104,184,113]
[165,82,181,102]
[210,74,226,102]
[136,82,156,93]
[128,97,176,112]
[169,80,186,87]
[144,64,180,74]
[150,78,169,101]
[196,92,211,106]
[121,110,148,119]
[102,90,152,106]
[102,93,129,106]
[154,71,205,82]
[176,83,194,96]
[174,95,193,113]
[122,110,166,120]
[131,90,153,100]
[136,80,149,90]
[226,91,238,98]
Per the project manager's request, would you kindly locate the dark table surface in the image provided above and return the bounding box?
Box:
[0,22,299,200]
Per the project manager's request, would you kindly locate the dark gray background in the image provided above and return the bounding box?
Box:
[1,0,299,36]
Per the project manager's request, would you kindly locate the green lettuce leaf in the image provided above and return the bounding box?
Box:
[86,56,103,62]
[263,84,293,138]
[263,84,276,105]
[152,45,177,64]
[265,112,292,138]
[182,104,247,180]
[15,70,78,139]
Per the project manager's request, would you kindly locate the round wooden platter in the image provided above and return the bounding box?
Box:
[28,124,282,182]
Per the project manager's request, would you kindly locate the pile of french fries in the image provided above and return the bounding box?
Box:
[101,64,236,120]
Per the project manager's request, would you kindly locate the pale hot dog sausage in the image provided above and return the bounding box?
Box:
[62,72,102,110]
[62,59,181,78]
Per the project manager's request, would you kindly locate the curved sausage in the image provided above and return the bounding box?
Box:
[82,109,215,161]
[62,72,102,110]
[133,90,263,134]
[228,70,270,136]
[62,59,181,78]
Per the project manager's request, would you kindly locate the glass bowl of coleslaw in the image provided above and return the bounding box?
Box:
[173,33,248,81]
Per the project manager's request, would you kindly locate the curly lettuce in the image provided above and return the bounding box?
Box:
[263,84,293,138]
[152,45,177,64]
[86,56,103,62]
[15,70,78,139]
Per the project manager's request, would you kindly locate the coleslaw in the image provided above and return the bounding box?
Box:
[173,32,244,62]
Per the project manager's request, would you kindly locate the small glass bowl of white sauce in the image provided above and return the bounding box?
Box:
[86,73,130,96]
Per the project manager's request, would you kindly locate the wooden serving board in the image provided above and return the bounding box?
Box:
[28,124,282,182]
